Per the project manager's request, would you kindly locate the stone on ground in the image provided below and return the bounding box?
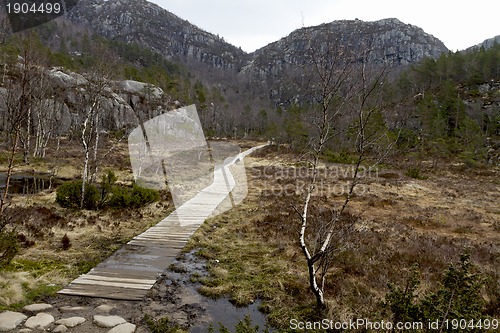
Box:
[59,306,89,313]
[23,303,53,313]
[52,324,68,333]
[0,311,28,331]
[95,304,115,314]
[94,315,127,328]
[55,317,86,327]
[24,313,55,329]
[108,323,136,333]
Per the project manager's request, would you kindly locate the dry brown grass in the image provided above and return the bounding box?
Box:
[0,139,173,308]
[187,148,500,328]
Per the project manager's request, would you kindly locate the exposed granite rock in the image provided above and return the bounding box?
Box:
[55,317,86,327]
[24,313,55,330]
[466,35,500,52]
[23,303,54,313]
[245,18,449,78]
[67,0,247,71]
[52,324,68,333]
[0,311,27,332]
[108,322,136,333]
[93,315,127,328]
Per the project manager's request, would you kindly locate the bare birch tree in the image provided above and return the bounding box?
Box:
[291,34,394,309]
[77,44,117,208]
[0,33,48,213]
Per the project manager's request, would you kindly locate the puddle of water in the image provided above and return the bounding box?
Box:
[190,299,270,333]
[0,173,61,195]
[167,251,273,332]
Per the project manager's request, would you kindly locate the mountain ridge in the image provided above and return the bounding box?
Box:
[66,0,449,75]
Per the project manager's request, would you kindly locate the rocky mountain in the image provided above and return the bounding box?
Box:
[466,35,500,52]
[66,0,247,71]
[244,18,448,78]
[65,1,448,78]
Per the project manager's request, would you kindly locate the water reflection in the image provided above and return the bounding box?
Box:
[0,173,60,195]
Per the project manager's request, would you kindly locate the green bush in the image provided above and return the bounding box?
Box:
[0,231,19,268]
[322,149,359,164]
[108,184,160,208]
[56,174,160,210]
[56,180,99,209]
[405,167,427,179]
[108,186,132,208]
[131,184,160,207]
[385,253,490,329]
[143,315,185,333]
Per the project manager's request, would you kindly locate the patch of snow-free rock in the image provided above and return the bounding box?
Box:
[55,317,86,327]
[0,311,28,331]
[48,69,88,88]
[94,315,127,328]
[108,323,136,333]
[95,304,115,314]
[52,324,68,333]
[120,80,163,98]
[24,313,55,329]
[23,303,53,312]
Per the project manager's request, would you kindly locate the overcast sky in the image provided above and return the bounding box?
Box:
[149,0,499,53]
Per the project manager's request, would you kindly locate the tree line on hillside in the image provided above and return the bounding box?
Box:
[11,22,500,164]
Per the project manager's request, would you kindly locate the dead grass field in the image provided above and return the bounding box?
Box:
[186,145,500,328]
[0,139,173,309]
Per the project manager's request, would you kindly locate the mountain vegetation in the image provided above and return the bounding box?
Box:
[0,0,498,331]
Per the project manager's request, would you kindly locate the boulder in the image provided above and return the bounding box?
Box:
[0,311,28,331]
[108,323,136,333]
[55,317,86,327]
[93,315,127,328]
[23,303,53,313]
[52,324,68,333]
[24,313,55,330]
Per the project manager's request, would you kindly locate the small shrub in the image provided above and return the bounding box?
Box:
[108,184,159,208]
[130,184,160,207]
[56,180,99,209]
[108,186,132,208]
[405,167,427,180]
[143,315,185,333]
[100,170,118,206]
[57,176,159,210]
[61,233,71,250]
[322,149,359,164]
[0,231,19,268]
[385,253,489,325]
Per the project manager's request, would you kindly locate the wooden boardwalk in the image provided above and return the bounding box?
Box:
[58,144,265,300]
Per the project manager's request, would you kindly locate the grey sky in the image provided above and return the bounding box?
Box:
[149,0,499,53]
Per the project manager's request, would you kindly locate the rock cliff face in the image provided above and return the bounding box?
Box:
[66,0,247,71]
[466,35,500,52]
[46,67,168,131]
[244,18,448,77]
[66,1,448,78]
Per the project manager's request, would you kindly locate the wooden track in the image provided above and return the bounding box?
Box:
[58,145,266,300]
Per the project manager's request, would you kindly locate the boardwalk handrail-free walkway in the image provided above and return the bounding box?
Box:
[58,144,266,300]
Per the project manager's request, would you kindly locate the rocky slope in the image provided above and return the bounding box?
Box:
[244,18,448,78]
[66,0,248,71]
[466,35,500,52]
[65,1,448,77]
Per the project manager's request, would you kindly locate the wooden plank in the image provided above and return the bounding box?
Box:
[58,144,266,300]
